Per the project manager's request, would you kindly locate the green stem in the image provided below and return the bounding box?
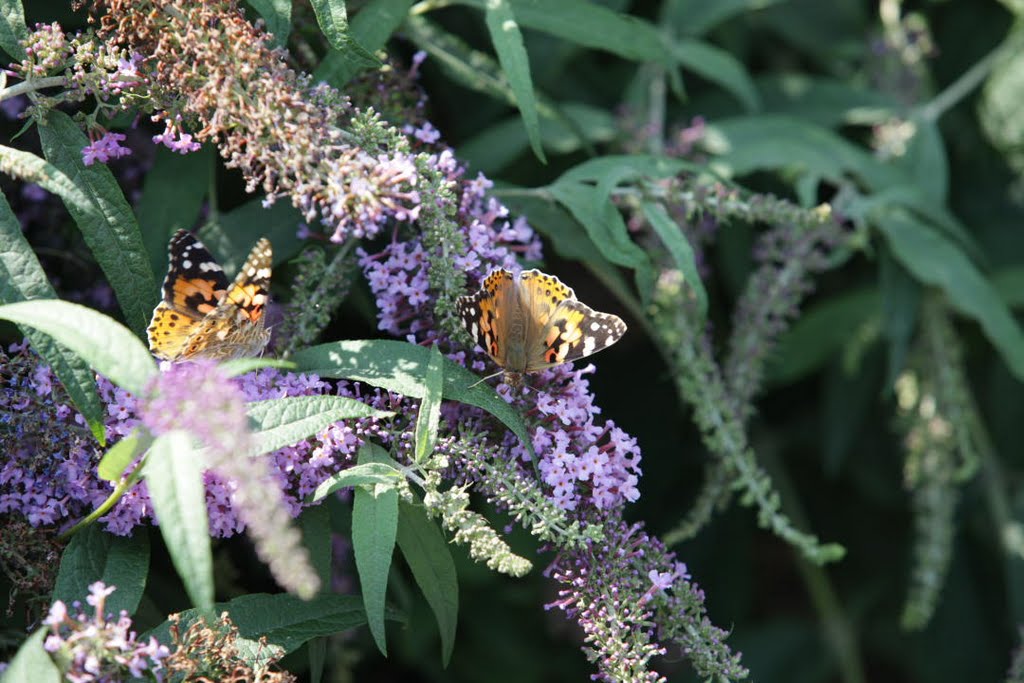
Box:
[917,41,1006,123]
[0,76,66,102]
[59,462,145,540]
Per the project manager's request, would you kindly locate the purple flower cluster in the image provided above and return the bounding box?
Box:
[359,157,540,338]
[81,131,132,166]
[518,365,642,511]
[151,118,201,154]
[0,345,397,541]
[17,22,70,77]
[42,582,170,681]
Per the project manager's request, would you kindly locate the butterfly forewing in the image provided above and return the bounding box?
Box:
[161,230,229,319]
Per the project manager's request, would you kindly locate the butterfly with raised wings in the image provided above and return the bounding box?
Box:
[146,230,272,362]
[456,268,627,387]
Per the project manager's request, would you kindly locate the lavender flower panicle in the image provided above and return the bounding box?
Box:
[42,581,170,681]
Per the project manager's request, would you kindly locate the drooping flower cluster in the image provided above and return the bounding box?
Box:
[42,581,170,681]
[547,521,747,682]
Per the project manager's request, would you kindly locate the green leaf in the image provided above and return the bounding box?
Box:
[902,118,948,202]
[708,115,899,189]
[641,201,708,319]
[661,0,785,37]
[300,502,333,680]
[300,503,333,588]
[993,266,1024,309]
[53,525,150,616]
[458,0,669,63]
[144,431,214,609]
[846,186,984,264]
[98,429,153,482]
[147,593,378,663]
[136,146,211,281]
[548,180,655,300]
[247,395,394,456]
[460,103,616,174]
[1,629,60,683]
[310,0,350,51]
[197,198,304,273]
[36,111,158,337]
[396,501,458,665]
[310,462,404,503]
[347,0,413,50]
[0,0,27,61]
[290,340,535,458]
[672,39,759,111]
[0,300,156,395]
[767,288,879,385]
[248,0,292,46]
[414,344,444,464]
[0,192,105,442]
[352,443,399,655]
[756,73,896,128]
[484,0,545,162]
[878,210,1024,381]
[879,250,921,388]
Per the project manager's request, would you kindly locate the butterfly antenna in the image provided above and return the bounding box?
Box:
[468,369,504,389]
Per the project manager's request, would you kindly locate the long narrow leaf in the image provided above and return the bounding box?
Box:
[310,0,349,51]
[290,340,535,459]
[0,191,105,440]
[146,593,374,660]
[878,210,1024,380]
[0,300,156,395]
[351,443,399,655]
[484,0,545,162]
[396,501,458,665]
[35,112,158,336]
[456,0,668,62]
[414,344,444,463]
[247,395,394,456]
[144,431,214,609]
[641,201,708,319]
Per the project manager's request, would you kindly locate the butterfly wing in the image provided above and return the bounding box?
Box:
[519,269,626,373]
[177,238,273,361]
[456,268,517,369]
[147,230,231,360]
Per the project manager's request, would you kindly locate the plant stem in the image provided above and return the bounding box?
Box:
[59,463,145,539]
[0,76,66,102]
[917,41,1006,123]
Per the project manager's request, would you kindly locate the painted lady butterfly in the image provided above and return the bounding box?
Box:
[146,230,272,362]
[456,268,627,386]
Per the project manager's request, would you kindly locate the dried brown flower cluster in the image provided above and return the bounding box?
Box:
[166,612,297,682]
[87,0,420,241]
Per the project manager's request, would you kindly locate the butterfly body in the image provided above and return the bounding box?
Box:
[457,268,626,386]
[147,230,272,362]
